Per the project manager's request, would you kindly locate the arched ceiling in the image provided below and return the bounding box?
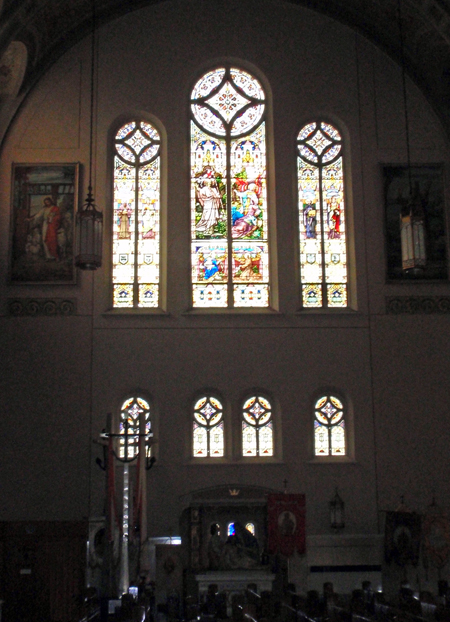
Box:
[1,0,450,134]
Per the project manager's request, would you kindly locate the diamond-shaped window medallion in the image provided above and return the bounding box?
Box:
[321,401,337,418]
[201,403,215,419]
[125,129,151,154]
[207,81,250,122]
[306,130,332,155]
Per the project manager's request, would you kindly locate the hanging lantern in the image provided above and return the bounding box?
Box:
[400,191,426,273]
[330,489,345,530]
[75,186,103,270]
[75,0,102,271]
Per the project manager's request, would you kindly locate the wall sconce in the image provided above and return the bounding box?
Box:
[330,488,345,530]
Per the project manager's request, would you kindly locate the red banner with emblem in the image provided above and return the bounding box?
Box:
[267,493,306,557]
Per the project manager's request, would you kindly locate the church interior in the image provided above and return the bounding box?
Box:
[1,0,450,620]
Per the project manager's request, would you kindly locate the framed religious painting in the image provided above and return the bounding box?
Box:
[9,163,79,284]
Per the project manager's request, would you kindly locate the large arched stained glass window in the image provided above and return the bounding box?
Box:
[190,67,269,308]
[193,395,224,457]
[119,396,152,460]
[113,121,161,308]
[242,395,273,457]
[297,121,347,308]
[314,395,346,456]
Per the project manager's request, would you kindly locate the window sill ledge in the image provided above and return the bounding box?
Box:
[295,308,358,315]
[186,457,284,465]
[307,456,356,464]
[102,308,170,316]
[182,307,282,316]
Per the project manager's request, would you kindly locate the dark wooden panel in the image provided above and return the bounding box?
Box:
[0,521,87,622]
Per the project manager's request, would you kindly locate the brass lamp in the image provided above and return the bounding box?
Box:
[397,0,426,275]
[75,0,103,270]
[400,190,426,273]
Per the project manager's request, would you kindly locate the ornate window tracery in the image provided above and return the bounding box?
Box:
[190,67,270,308]
[119,396,152,460]
[242,395,273,457]
[112,120,161,308]
[314,395,346,456]
[297,121,347,308]
[193,395,224,457]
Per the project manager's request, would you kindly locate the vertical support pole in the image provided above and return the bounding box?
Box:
[119,463,130,595]
[139,411,148,545]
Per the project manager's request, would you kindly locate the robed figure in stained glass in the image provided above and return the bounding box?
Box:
[190,67,270,308]
[328,196,341,239]
[303,201,317,239]
[297,121,347,308]
[112,121,161,308]
[232,180,262,239]
[196,178,223,234]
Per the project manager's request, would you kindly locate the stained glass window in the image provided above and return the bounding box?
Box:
[242,395,273,457]
[193,395,224,457]
[119,396,152,460]
[113,121,161,308]
[314,395,346,456]
[297,122,347,308]
[190,67,270,308]
[245,523,255,535]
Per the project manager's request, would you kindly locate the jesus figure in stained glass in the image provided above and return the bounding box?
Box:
[191,67,270,308]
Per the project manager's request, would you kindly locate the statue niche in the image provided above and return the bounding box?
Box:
[182,484,275,572]
[183,486,277,613]
[208,522,260,570]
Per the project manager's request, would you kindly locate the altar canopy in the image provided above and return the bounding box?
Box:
[267,494,306,557]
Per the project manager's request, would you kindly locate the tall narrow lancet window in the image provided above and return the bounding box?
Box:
[242,395,273,457]
[113,121,161,308]
[193,395,224,457]
[297,122,347,308]
[119,396,151,460]
[314,395,346,457]
[190,67,270,308]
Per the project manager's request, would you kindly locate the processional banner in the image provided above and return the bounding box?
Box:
[422,513,450,569]
[267,493,306,557]
[384,511,421,566]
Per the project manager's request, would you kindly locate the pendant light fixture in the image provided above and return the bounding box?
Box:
[75,0,103,270]
[398,0,426,274]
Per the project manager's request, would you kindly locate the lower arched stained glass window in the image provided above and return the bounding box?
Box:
[314,395,346,456]
[245,522,255,535]
[113,121,161,308]
[297,121,347,308]
[193,395,224,457]
[242,395,273,457]
[119,396,152,460]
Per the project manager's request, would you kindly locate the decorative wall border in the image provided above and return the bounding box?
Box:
[386,296,450,314]
[8,298,77,316]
